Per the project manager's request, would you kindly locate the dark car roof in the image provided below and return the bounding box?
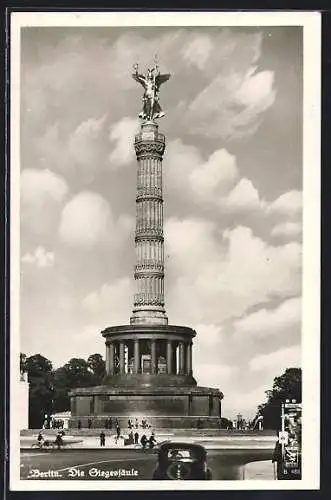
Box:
[158,441,207,454]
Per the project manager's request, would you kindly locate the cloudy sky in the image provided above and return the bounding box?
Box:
[19,25,303,419]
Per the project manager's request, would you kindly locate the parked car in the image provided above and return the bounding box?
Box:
[152,442,212,480]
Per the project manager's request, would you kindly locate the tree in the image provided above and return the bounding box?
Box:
[52,358,95,412]
[51,355,106,412]
[23,352,106,420]
[62,358,94,387]
[87,353,106,384]
[52,366,71,413]
[257,368,302,430]
[24,354,54,429]
[25,354,53,379]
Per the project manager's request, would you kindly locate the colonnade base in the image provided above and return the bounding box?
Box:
[69,385,223,429]
[69,323,224,429]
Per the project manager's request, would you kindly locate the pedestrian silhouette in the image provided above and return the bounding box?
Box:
[99,431,106,447]
[140,434,148,450]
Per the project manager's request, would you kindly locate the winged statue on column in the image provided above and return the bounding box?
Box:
[132,59,171,121]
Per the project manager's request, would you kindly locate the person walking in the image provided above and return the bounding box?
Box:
[134,431,139,445]
[37,431,44,448]
[77,420,82,430]
[140,434,148,451]
[148,432,157,449]
[88,419,92,430]
[55,431,64,450]
[128,431,134,444]
[114,424,121,444]
[99,431,106,447]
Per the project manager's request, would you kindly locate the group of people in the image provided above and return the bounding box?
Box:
[76,417,152,431]
[37,430,65,449]
[42,416,65,430]
[140,432,157,450]
[127,418,151,430]
[98,429,157,449]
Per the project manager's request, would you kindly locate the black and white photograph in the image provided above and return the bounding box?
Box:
[9,11,320,490]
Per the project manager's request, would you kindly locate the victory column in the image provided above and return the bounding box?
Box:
[69,61,223,429]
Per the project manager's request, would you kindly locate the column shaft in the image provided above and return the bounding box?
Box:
[167,340,173,374]
[131,122,167,326]
[134,339,140,374]
[179,342,185,375]
[173,344,177,375]
[186,342,192,376]
[105,344,110,375]
[151,340,157,374]
[108,342,114,375]
[119,341,125,374]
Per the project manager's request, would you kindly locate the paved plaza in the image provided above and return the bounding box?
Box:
[20,447,274,481]
[20,431,277,481]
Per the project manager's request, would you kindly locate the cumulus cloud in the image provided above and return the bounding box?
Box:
[189,148,239,201]
[181,34,214,71]
[82,277,133,325]
[21,168,69,236]
[109,117,140,167]
[59,190,135,248]
[268,190,302,218]
[271,221,302,238]
[59,191,112,247]
[233,297,301,338]
[68,115,107,167]
[21,168,69,206]
[23,27,276,161]
[21,246,55,268]
[165,219,302,324]
[165,140,242,207]
[165,140,302,225]
[250,344,301,372]
[183,40,276,140]
[165,139,269,214]
[36,115,109,182]
[222,178,265,212]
